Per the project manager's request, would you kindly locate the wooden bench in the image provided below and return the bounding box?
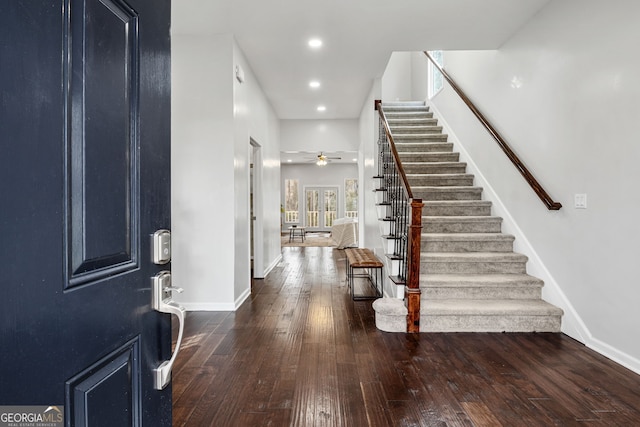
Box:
[344,248,383,300]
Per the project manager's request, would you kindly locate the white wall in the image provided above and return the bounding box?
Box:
[429,0,640,372]
[381,52,413,102]
[232,41,282,287]
[172,33,281,310]
[411,52,429,102]
[382,51,430,103]
[280,119,359,153]
[172,33,236,310]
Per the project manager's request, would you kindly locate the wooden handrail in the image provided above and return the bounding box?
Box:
[423,51,562,210]
[374,100,413,200]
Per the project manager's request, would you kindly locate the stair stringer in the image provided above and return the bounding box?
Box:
[427,100,585,341]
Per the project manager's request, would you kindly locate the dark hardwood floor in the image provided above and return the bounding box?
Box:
[172,247,640,426]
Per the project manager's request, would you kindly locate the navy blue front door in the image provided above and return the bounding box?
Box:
[0,1,172,425]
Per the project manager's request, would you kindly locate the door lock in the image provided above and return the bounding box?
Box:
[152,229,171,265]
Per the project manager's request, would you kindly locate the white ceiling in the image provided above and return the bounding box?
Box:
[173,1,550,165]
[173,0,550,120]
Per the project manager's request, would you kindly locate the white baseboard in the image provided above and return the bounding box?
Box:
[181,288,250,312]
[181,302,236,311]
[234,287,251,309]
[587,336,640,376]
[263,253,282,278]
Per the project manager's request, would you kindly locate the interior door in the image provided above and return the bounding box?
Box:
[0,1,172,426]
[305,187,338,232]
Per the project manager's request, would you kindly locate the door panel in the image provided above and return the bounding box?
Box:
[305,187,338,231]
[67,0,139,284]
[305,189,320,229]
[0,1,172,426]
[324,189,337,228]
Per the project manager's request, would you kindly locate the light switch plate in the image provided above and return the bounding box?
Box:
[574,194,587,209]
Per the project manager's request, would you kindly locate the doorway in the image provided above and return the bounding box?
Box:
[250,139,264,278]
[305,186,338,232]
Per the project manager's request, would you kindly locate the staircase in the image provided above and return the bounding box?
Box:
[373,101,563,333]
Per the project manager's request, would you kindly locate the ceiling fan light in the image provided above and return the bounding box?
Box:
[316,158,327,166]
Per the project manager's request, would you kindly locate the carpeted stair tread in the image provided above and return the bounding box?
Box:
[422,252,528,274]
[422,216,503,233]
[388,118,438,126]
[421,233,515,252]
[423,215,500,221]
[421,273,543,287]
[421,299,563,316]
[422,200,492,216]
[422,233,514,242]
[412,186,484,201]
[408,174,475,187]
[402,162,468,174]
[395,142,454,152]
[390,125,444,134]
[393,133,449,139]
[422,252,528,262]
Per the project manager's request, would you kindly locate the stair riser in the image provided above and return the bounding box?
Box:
[388,119,438,127]
[423,221,502,233]
[399,153,459,162]
[412,188,483,201]
[422,204,491,216]
[421,287,542,300]
[420,315,562,333]
[389,126,443,134]
[395,143,453,152]
[422,240,513,252]
[386,113,433,120]
[394,135,449,143]
[408,176,474,187]
[422,261,527,274]
[382,103,428,109]
[403,163,467,174]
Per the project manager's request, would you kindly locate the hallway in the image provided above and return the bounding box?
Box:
[172,247,640,426]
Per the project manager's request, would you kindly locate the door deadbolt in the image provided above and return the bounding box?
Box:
[152,229,171,264]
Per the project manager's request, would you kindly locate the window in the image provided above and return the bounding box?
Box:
[428,50,444,99]
[284,179,299,223]
[344,179,358,218]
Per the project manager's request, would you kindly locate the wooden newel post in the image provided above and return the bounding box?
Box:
[406,198,423,333]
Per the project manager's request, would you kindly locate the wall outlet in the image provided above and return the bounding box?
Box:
[574,193,587,209]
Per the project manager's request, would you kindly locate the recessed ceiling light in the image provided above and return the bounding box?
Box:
[308,38,322,48]
[316,105,326,112]
[352,158,358,162]
[309,80,320,89]
[287,159,292,162]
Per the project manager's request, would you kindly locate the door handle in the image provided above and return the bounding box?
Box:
[151,271,186,390]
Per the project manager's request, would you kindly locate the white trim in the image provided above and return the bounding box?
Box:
[588,336,640,375]
[234,287,251,309]
[182,302,236,311]
[263,253,282,278]
[250,139,265,279]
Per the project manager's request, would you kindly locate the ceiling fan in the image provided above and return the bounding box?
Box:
[310,152,341,166]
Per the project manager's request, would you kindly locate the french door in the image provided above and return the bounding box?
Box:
[305,187,338,232]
